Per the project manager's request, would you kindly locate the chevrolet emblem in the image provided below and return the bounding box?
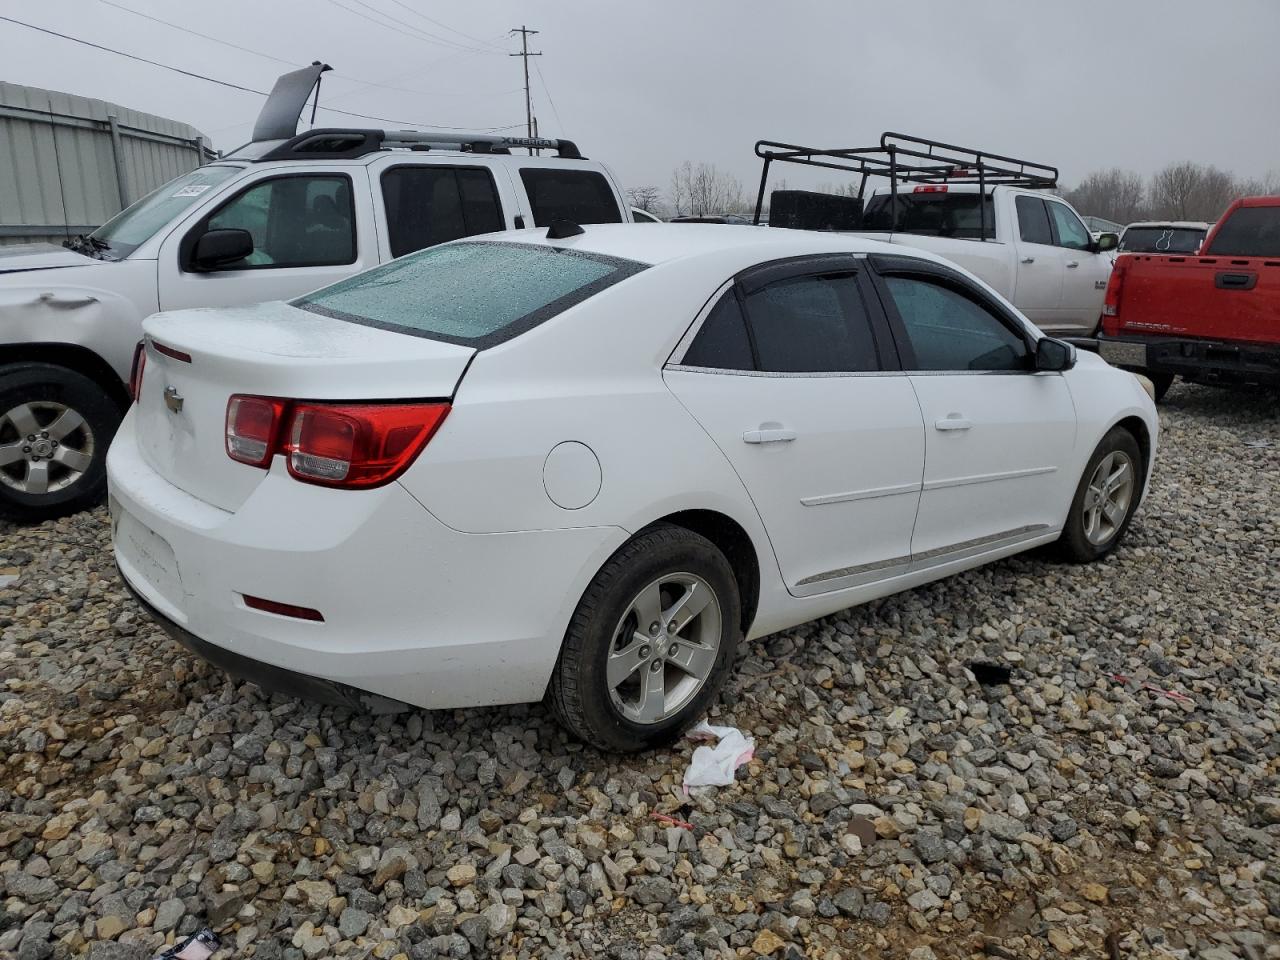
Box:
[163,386,184,413]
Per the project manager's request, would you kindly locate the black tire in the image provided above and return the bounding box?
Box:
[547,525,742,753]
[1056,426,1144,563]
[0,363,125,522]
[1147,372,1174,403]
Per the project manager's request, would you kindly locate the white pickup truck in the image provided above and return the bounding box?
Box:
[0,65,631,521]
[756,134,1119,338]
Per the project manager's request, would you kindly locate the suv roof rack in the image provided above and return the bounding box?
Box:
[247,127,584,162]
[751,131,1058,239]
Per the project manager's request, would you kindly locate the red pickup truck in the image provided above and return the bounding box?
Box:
[1096,196,1280,399]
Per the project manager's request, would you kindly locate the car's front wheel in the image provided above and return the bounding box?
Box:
[1056,426,1144,562]
[0,364,123,522]
[548,525,741,752]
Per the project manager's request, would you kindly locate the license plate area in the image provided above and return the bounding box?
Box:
[116,510,185,611]
[1098,340,1148,368]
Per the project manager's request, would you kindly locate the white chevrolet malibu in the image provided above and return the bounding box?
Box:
[108,224,1157,751]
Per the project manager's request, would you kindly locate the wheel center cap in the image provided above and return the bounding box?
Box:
[31,439,53,458]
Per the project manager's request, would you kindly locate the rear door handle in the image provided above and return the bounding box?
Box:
[743,425,797,444]
[1020,256,1035,264]
[934,415,972,432]
[1066,260,1080,268]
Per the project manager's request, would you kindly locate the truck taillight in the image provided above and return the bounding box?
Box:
[129,341,146,403]
[913,185,947,193]
[224,396,449,489]
[1101,257,1128,334]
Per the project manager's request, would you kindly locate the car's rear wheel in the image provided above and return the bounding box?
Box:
[0,364,122,522]
[1056,427,1143,562]
[548,525,741,752]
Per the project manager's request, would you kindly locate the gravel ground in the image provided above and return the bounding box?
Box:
[1,382,1278,960]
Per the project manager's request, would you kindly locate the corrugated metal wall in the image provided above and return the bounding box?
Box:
[0,82,214,247]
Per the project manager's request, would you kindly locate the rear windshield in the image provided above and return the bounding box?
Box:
[863,192,996,238]
[1205,207,1280,257]
[1119,226,1206,253]
[295,240,647,347]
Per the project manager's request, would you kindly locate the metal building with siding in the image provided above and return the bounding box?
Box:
[0,82,214,246]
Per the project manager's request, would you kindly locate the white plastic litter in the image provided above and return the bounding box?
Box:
[683,721,755,791]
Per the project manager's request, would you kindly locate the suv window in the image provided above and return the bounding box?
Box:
[1045,200,1092,251]
[380,166,504,258]
[203,174,355,269]
[1204,207,1280,257]
[1016,196,1053,245]
[743,272,879,373]
[519,169,623,227]
[295,240,646,348]
[682,292,753,370]
[883,275,1029,372]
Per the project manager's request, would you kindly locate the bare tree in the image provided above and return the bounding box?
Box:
[668,162,746,216]
[625,185,661,212]
[1063,168,1146,224]
[1148,162,1237,221]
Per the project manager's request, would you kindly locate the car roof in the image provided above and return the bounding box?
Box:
[472,222,932,268]
[1124,220,1211,230]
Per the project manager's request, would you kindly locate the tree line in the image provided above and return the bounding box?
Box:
[627,160,1280,225]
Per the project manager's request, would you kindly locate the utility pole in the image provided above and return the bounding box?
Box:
[509,25,541,151]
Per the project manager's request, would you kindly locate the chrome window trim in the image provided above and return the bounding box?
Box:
[666,364,908,379]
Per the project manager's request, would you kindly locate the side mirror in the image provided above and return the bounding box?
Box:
[193,228,253,270]
[1092,232,1120,253]
[1036,337,1076,372]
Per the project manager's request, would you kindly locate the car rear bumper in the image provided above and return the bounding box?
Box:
[107,410,626,710]
[1094,334,1280,385]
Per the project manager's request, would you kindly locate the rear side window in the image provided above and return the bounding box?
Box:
[295,241,646,347]
[682,292,754,370]
[1205,207,1280,257]
[520,169,623,227]
[744,273,878,373]
[381,166,504,258]
[1016,196,1053,245]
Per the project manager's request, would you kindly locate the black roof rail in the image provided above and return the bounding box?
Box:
[751,132,1058,240]
[250,127,584,162]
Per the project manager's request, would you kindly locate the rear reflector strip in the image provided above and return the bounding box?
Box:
[242,594,325,622]
[152,341,192,363]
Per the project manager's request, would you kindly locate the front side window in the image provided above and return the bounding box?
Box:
[380,166,504,258]
[519,169,623,227]
[203,175,355,269]
[295,241,646,347]
[743,273,879,373]
[1016,195,1053,245]
[91,165,242,258]
[1045,201,1092,251]
[883,275,1030,372]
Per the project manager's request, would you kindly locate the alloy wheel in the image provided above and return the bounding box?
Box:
[607,572,722,725]
[0,401,96,495]
[1082,450,1134,546]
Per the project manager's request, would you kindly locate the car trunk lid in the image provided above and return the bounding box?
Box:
[136,301,474,512]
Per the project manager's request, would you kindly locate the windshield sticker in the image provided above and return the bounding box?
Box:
[172,184,213,198]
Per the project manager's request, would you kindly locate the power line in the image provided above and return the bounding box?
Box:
[320,0,500,55]
[380,0,507,51]
[533,58,565,136]
[0,14,513,132]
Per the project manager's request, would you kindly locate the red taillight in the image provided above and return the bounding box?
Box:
[1101,257,1128,334]
[914,185,948,193]
[224,395,449,488]
[129,341,146,403]
[226,395,288,468]
[285,402,449,488]
[242,594,325,622]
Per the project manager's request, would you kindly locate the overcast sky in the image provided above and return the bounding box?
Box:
[4,0,1279,198]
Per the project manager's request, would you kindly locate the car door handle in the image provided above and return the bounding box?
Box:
[1066,260,1080,268]
[934,415,972,432]
[1020,256,1035,264]
[743,426,797,444]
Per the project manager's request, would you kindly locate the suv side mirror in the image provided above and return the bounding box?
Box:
[1036,337,1076,372]
[193,228,253,270]
[1092,232,1120,253]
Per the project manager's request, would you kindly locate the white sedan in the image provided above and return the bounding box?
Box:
[108,225,1158,751]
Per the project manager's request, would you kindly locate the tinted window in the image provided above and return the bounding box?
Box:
[1046,201,1091,250]
[519,169,623,227]
[1016,196,1053,245]
[682,292,753,370]
[380,167,504,258]
[295,241,646,347]
[1205,207,1280,257]
[1119,226,1206,253]
[743,273,878,373]
[863,192,996,238]
[204,175,354,269]
[884,276,1029,372]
